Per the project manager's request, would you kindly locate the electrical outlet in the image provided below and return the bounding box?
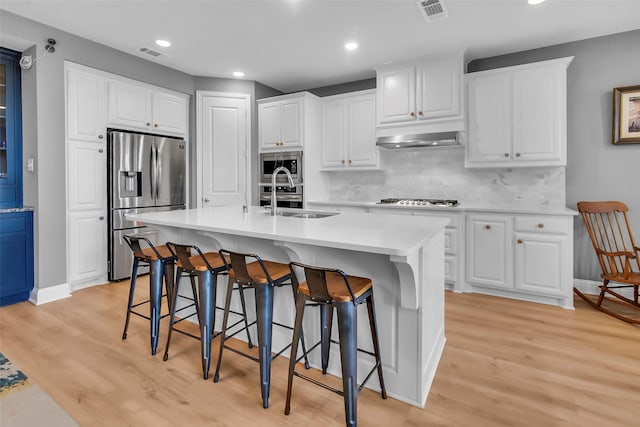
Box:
[514,194,524,201]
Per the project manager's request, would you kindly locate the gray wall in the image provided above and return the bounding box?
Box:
[468,29,640,281]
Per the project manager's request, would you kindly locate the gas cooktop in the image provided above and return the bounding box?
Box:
[377,198,459,207]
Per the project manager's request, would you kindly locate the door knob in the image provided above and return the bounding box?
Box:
[504,153,509,158]
[418,111,423,116]
[98,148,104,153]
[98,134,104,139]
[517,239,523,244]
[537,223,544,228]
[515,152,521,157]
[204,197,210,203]
[410,112,415,117]
[485,225,491,229]
[99,216,104,221]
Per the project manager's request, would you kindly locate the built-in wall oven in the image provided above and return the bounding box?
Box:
[259,151,303,208]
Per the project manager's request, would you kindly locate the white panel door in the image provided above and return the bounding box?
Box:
[68,210,107,283]
[107,80,152,130]
[466,73,512,164]
[466,214,512,289]
[258,101,281,150]
[514,233,566,296]
[321,100,346,168]
[67,141,106,212]
[152,91,188,136]
[66,68,106,143]
[417,56,460,120]
[513,68,563,162]
[199,93,249,207]
[280,98,303,148]
[347,93,377,167]
[376,65,416,124]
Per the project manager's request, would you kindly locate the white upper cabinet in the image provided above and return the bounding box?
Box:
[376,50,465,132]
[107,80,188,136]
[258,94,305,151]
[66,68,106,143]
[465,57,573,168]
[320,90,378,170]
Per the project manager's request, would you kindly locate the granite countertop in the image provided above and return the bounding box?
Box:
[127,205,449,257]
[307,200,578,216]
[0,207,34,213]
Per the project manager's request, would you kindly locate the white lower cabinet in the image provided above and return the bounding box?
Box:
[466,212,573,308]
[465,214,512,290]
[67,211,107,284]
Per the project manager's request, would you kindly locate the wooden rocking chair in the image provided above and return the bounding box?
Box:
[576,201,640,324]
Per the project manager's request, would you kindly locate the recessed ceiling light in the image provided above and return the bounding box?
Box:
[155,39,171,47]
[528,0,546,5]
[344,42,359,51]
[233,71,245,78]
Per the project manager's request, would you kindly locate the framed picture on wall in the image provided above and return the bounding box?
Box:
[613,85,640,144]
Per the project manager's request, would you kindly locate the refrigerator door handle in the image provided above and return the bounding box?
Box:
[150,143,156,203]
[155,142,161,201]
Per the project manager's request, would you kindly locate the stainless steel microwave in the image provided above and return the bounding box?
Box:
[259,151,302,184]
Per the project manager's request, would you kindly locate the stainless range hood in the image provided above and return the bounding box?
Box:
[376,131,460,149]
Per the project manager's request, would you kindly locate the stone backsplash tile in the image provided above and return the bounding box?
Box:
[327,147,565,207]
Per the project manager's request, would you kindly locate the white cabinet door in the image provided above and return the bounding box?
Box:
[417,55,461,120]
[466,214,512,290]
[320,100,346,168]
[376,65,416,124]
[280,98,303,148]
[66,68,106,143]
[347,93,378,167]
[512,68,563,163]
[466,73,512,165]
[199,94,249,207]
[514,232,567,296]
[68,210,107,283]
[107,80,153,130]
[258,101,281,149]
[152,91,187,135]
[67,141,106,212]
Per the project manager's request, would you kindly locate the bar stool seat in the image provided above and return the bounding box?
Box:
[214,250,310,409]
[297,272,371,302]
[121,235,175,356]
[285,262,387,427]
[163,243,252,380]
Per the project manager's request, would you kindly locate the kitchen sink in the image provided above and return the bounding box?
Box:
[278,211,338,219]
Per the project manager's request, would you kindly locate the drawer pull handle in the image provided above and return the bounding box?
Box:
[98,148,104,153]
[418,111,423,116]
[517,239,523,244]
[98,134,104,139]
[146,122,151,126]
[485,225,491,230]
[504,153,509,158]
[537,223,544,228]
[99,216,104,221]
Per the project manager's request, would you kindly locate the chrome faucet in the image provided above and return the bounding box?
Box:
[271,166,295,216]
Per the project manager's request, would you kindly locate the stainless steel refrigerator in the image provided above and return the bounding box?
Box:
[108,130,186,281]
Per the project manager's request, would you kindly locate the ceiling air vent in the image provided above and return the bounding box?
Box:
[417,0,449,22]
[139,47,164,57]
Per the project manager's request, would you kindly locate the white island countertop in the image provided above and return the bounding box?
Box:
[127,205,449,257]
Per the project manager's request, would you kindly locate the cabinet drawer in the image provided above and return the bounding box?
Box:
[514,216,568,234]
[444,255,457,284]
[0,214,27,233]
[444,228,457,254]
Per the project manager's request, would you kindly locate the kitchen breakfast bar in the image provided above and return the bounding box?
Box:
[129,205,449,408]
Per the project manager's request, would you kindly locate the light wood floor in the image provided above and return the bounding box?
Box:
[0,279,638,427]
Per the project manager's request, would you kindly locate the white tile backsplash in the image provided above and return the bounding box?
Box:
[327,147,566,208]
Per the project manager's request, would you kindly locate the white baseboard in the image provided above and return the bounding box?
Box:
[29,283,72,305]
[573,278,635,299]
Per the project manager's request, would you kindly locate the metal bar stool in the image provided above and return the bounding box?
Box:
[163,242,253,380]
[213,249,310,409]
[285,262,387,427]
[121,234,175,355]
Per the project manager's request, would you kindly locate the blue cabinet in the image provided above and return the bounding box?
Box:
[0,47,23,208]
[0,211,34,306]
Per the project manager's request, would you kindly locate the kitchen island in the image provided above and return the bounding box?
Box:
[128,205,449,407]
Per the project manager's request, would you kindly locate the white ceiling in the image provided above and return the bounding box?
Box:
[1,0,640,93]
